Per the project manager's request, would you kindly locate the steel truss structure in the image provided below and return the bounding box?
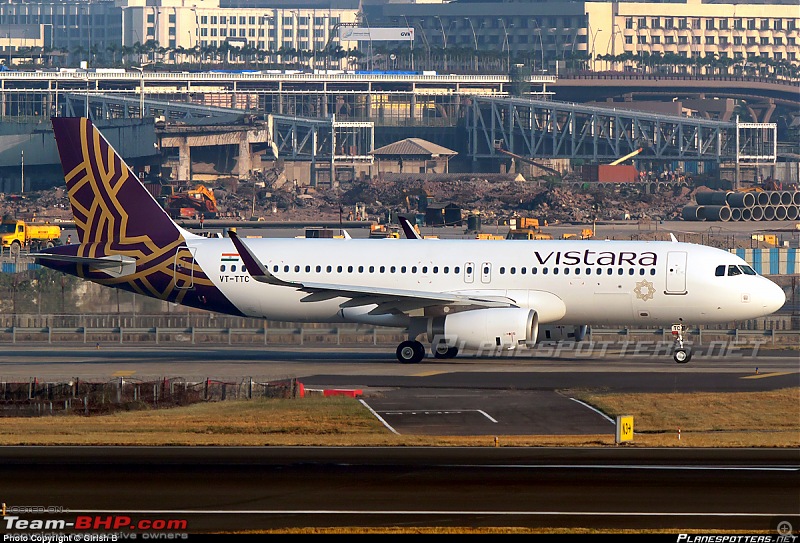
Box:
[467,96,776,165]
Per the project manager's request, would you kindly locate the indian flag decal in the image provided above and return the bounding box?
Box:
[222,253,240,262]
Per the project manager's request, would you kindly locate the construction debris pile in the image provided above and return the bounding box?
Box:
[1,174,701,227]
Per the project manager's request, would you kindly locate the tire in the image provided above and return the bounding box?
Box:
[9,241,20,258]
[46,241,55,248]
[433,345,459,359]
[396,340,425,364]
[673,347,692,364]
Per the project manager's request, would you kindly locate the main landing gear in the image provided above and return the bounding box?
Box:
[671,323,692,364]
[395,340,459,363]
[396,340,426,364]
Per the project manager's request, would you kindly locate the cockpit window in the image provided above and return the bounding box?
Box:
[740,265,757,275]
[715,265,725,277]
[728,265,742,276]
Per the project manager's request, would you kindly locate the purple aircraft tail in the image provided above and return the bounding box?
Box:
[50,117,184,248]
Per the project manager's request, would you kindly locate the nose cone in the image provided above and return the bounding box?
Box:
[762,280,786,314]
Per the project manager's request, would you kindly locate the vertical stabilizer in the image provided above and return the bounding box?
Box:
[50,117,190,247]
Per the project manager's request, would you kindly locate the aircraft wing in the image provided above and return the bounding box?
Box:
[227,230,514,314]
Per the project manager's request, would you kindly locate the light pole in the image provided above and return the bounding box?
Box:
[498,18,509,72]
[435,16,448,70]
[132,63,152,118]
[465,18,478,72]
[531,19,545,72]
[591,28,602,71]
[402,15,414,71]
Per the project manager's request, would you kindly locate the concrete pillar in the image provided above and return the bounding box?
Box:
[238,133,252,179]
[178,139,191,182]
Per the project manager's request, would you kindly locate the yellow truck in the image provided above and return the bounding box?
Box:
[0,219,62,256]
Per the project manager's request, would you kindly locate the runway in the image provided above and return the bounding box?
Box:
[1,447,798,533]
[0,345,797,533]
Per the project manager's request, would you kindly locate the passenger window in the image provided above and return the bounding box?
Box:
[728,265,742,276]
[315,265,321,272]
[358,266,364,273]
[412,266,418,273]
[499,267,505,274]
[337,265,343,273]
[649,269,656,275]
[715,265,726,276]
[466,266,472,274]
[553,268,559,275]
[628,268,634,275]
[454,266,460,274]
[273,265,279,272]
[231,265,237,272]
[521,267,526,274]
[433,266,438,273]
[510,267,516,274]
[220,265,226,272]
[563,268,569,275]
[326,265,332,272]
[401,266,407,273]
[618,268,623,275]
[284,265,289,272]
[294,265,300,272]
[348,266,353,273]
[543,268,549,275]
[379,266,385,273]
[532,267,538,275]
[391,266,396,273]
[443,266,449,273]
[574,268,580,275]
[422,266,428,273]
[305,265,311,272]
[607,268,613,275]
[639,268,645,275]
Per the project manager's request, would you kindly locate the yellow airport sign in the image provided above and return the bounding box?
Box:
[616,415,634,443]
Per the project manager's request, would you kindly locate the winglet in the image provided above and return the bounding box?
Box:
[227,229,299,287]
[398,216,422,240]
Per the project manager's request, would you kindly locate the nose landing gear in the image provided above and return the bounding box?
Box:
[671,323,692,364]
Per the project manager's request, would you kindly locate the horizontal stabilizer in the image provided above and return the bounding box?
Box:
[31,253,137,278]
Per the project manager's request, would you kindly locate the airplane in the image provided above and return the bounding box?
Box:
[33,117,786,364]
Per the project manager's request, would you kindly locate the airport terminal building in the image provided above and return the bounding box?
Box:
[0,0,796,75]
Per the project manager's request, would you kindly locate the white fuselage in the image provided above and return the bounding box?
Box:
[188,237,785,327]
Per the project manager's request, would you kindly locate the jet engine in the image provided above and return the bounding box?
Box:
[428,308,539,350]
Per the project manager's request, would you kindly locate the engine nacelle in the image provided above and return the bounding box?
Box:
[429,308,539,350]
[539,324,590,342]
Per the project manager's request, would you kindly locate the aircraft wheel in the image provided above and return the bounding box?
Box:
[397,340,425,364]
[433,345,459,359]
[673,347,692,364]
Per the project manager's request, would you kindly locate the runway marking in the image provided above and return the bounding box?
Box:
[569,398,615,424]
[741,372,794,380]
[112,371,137,377]
[64,509,792,517]
[358,399,399,435]
[412,371,449,377]
[377,409,498,423]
